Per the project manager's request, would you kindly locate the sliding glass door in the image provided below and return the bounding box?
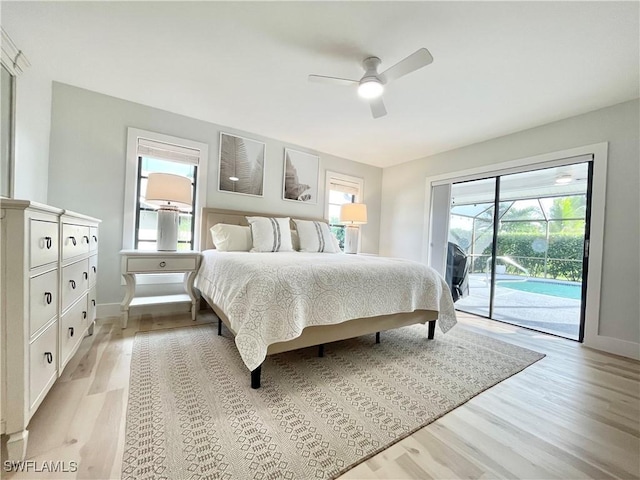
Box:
[443,161,592,341]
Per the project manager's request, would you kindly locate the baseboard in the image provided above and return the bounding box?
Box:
[97,301,191,320]
[584,335,640,361]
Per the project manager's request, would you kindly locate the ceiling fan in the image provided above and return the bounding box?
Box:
[308,48,434,119]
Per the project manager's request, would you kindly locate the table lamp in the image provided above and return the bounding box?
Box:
[339,203,367,254]
[144,173,192,251]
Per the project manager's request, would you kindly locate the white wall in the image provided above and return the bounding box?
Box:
[11,65,50,202]
[47,82,382,307]
[380,99,640,352]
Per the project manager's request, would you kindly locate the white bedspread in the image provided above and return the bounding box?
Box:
[195,251,457,370]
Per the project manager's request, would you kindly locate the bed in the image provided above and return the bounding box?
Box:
[195,208,457,388]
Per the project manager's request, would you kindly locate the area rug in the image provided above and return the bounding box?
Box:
[121,324,544,480]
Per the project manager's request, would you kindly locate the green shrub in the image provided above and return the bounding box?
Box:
[481,233,584,281]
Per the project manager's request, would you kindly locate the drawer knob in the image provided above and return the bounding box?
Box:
[44,292,52,305]
[44,236,52,249]
[92,299,96,307]
[69,327,74,337]
[92,266,97,273]
[83,271,88,280]
[44,352,53,364]
[92,235,98,243]
[69,280,76,289]
[69,236,77,246]
[83,235,89,244]
[82,311,87,320]
[159,261,167,268]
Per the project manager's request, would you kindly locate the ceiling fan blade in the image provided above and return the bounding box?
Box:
[378,48,433,84]
[369,97,387,119]
[308,74,359,87]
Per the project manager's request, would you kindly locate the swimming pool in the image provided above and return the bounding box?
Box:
[499,280,582,300]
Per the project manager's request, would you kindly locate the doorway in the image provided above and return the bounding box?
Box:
[442,161,592,341]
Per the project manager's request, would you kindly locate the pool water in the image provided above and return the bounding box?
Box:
[499,280,582,300]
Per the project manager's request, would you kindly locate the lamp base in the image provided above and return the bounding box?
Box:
[156,207,179,251]
[344,225,359,254]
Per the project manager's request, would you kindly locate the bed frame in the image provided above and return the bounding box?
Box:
[198,207,439,388]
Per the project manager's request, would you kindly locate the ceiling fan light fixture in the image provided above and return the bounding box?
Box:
[555,174,572,185]
[358,79,384,99]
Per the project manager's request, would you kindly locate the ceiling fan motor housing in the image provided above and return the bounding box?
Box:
[361,56,382,82]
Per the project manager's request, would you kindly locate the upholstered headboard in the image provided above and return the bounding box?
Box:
[199,208,326,250]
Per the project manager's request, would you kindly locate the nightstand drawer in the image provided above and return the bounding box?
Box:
[127,257,197,273]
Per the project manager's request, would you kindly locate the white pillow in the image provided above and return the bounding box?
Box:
[210,224,252,251]
[246,216,294,252]
[292,219,339,253]
[291,230,300,251]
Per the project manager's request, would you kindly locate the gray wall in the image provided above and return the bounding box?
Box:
[48,82,382,305]
[380,99,640,344]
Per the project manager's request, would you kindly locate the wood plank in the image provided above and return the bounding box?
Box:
[1,311,638,480]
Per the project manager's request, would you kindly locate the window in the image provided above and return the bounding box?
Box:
[325,172,364,250]
[123,129,208,255]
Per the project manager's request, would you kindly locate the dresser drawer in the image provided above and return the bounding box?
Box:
[89,255,98,287]
[61,259,89,312]
[88,285,97,324]
[127,256,197,273]
[29,320,58,410]
[90,227,99,252]
[30,220,59,269]
[60,295,87,367]
[29,269,59,337]
[62,223,90,260]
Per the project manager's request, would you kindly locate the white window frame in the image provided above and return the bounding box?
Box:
[325,171,364,251]
[123,128,208,284]
[324,171,364,219]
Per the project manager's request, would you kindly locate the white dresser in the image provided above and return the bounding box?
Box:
[0,200,100,461]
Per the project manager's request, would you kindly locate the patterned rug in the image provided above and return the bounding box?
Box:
[122,324,544,479]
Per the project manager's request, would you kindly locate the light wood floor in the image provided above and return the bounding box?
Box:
[2,310,638,479]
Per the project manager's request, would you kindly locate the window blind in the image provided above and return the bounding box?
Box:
[328,178,360,196]
[137,138,200,165]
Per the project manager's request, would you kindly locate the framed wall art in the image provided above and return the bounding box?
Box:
[218,132,265,197]
[282,148,319,204]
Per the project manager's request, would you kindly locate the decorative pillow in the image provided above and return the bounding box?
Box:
[292,219,339,253]
[291,230,300,251]
[246,216,294,252]
[210,224,252,251]
[331,233,342,252]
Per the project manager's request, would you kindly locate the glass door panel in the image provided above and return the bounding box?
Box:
[448,178,496,318]
[492,164,588,340]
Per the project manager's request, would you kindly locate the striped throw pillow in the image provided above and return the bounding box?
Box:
[292,219,339,253]
[246,217,294,252]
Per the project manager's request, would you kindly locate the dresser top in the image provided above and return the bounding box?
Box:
[0,199,64,215]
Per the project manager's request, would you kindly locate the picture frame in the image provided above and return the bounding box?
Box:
[218,132,265,197]
[282,148,319,204]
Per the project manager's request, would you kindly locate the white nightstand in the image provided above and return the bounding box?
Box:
[119,250,202,328]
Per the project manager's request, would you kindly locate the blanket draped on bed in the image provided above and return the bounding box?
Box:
[195,251,457,371]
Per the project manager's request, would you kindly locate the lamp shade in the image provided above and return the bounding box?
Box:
[145,173,192,210]
[340,203,367,225]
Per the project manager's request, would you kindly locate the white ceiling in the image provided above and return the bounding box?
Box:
[3,1,639,168]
